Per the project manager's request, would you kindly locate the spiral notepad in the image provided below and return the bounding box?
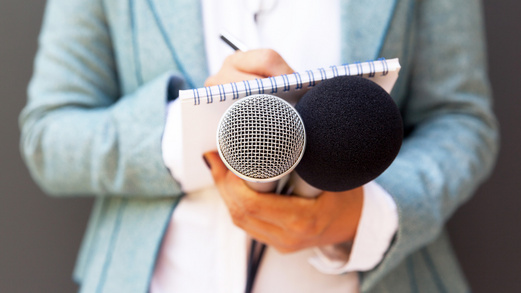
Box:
[170,58,401,192]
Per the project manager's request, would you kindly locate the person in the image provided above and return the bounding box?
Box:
[19,0,498,292]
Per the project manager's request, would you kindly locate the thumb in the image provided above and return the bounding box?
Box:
[203,151,228,184]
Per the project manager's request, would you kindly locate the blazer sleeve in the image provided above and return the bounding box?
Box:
[361,0,499,289]
[19,0,184,198]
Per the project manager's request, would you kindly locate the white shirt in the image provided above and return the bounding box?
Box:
[153,0,398,292]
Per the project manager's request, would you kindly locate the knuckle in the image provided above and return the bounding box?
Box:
[290,216,320,236]
[204,75,216,87]
[280,237,300,252]
[259,49,281,66]
[274,246,292,254]
[276,242,299,254]
[228,205,246,225]
[224,53,236,64]
[231,217,245,229]
[241,195,259,216]
[227,51,244,68]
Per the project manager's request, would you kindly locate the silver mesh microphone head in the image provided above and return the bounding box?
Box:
[217,94,306,182]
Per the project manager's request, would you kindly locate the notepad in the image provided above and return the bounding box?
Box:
[168,58,401,192]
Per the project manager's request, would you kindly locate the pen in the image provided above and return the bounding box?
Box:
[220,30,248,51]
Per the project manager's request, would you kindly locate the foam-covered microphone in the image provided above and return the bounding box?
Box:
[288,75,403,197]
[216,94,306,192]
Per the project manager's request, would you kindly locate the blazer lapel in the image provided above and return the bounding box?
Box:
[147,0,209,88]
[340,0,399,63]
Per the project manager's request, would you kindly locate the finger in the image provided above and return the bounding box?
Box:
[231,49,294,77]
[239,191,319,230]
[204,49,293,87]
[314,189,364,244]
[203,151,229,185]
[203,151,260,216]
[237,215,312,253]
[203,150,251,194]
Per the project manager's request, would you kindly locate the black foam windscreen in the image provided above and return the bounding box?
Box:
[294,76,403,191]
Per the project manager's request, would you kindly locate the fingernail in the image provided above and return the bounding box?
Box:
[203,155,211,170]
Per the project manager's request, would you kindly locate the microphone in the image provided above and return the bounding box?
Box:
[216,94,306,193]
[289,75,403,196]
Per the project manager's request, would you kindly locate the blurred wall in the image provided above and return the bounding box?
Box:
[1,3,92,292]
[1,1,519,292]
[446,1,521,291]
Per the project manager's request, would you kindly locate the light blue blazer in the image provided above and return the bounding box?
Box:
[20,0,499,292]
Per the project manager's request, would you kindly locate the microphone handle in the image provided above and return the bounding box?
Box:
[243,178,279,293]
[243,174,319,293]
[245,180,279,193]
[286,172,322,198]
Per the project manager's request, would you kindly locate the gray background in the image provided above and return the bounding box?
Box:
[1,1,519,292]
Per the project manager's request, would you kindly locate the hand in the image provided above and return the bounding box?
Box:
[204,151,364,254]
[204,49,294,86]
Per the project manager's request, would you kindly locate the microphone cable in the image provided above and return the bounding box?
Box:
[245,239,266,293]
[244,180,295,293]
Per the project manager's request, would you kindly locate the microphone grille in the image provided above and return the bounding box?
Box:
[217,94,306,181]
